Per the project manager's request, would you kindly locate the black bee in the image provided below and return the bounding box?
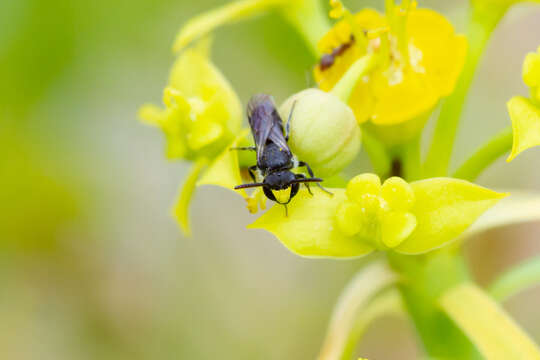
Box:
[233,94,331,214]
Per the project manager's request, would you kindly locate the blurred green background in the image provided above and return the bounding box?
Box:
[1,0,540,359]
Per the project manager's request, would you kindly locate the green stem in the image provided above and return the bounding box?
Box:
[489,256,540,302]
[398,135,421,181]
[280,0,331,56]
[388,251,479,359]
[317,261,398,360]
[362,130,391,178]
[341,289,404,360]
[423,6,507,177]
[331,53,378,103]
[453,127,513,181]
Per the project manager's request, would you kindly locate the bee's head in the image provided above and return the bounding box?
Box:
[263,171,299,204]
[234,171,324,206]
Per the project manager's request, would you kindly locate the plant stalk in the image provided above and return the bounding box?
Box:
[424,5,507,177]
[453,127,513,181]
[387,251,480,359]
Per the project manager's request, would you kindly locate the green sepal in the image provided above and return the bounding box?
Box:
[395,178,507,254]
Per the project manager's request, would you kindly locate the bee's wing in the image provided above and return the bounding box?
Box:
[247,94,290,163]
[267,118,290,154]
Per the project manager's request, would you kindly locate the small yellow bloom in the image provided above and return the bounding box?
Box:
[507,46,540,162]
[249,174,504,257]
[139,39,242,161]
[335,174,417,249]
[139,39,243,235]
[314,2,467,143]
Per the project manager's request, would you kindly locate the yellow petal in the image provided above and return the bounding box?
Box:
[172,0,288,53]
[142,38,242,161]
[507,96,540,162]
[346,173,381,202]
[172,158,209,236]
[523,48,540,88]
[197,130,249,198]
[396,178,507,254]
[187,121,223,150]
[406,9,467,96]
[138,104,165,126]
[381,176,415,211]
[249,189,374,258]
[246,188,267,213]
[370,69,438,125]
[335,200,364,236]
[381,211,417,248]
[169,39,242,135]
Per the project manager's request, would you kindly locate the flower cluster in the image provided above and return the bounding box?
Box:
[139,39,244,234]
[140,0,540,258]
[250,174,504,257]
[141,0,540,358]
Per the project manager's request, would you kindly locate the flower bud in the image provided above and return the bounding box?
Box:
[279,88,361,177]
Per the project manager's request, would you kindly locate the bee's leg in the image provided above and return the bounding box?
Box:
[248,165,258,182]
[283,203,288,217]
[230,146,256,151]
[295,174,313,195]
[297,161,333,195]
[285,100,297,141]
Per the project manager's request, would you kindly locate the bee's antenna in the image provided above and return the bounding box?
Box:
[234,182,265,189]
[290,177,323,184]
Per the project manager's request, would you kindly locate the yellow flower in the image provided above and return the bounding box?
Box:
[335,174,417,249]
[139,39,242,161]
[249,174,505,258]
[138,39,243,235]
[507,46,540,162]
[314,2,467,144]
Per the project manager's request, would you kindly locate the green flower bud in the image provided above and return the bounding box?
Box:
[279,88,361,177]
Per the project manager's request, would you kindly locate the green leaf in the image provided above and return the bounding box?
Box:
[440,282,540,360]
[489,256,540,301]
[248,189,374,258]
[173,158,208,236]
[507,96,540,162]
[395,178,507,254]
[318,262,400,360]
